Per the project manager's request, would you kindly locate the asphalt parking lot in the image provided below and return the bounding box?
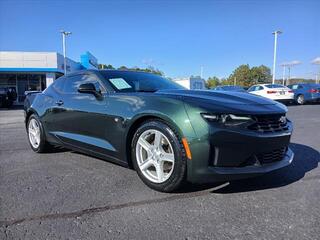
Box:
[0,105,319,240]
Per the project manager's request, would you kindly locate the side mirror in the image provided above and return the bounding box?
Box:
[78,83,101,97]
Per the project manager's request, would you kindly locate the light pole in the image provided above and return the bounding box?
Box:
[60,30,72,75]
[272,30,282,84]
[287,66,291,85]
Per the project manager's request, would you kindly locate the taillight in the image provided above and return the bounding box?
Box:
[267,90,277,94]
[309,89,318,93]
[288,90,293,93]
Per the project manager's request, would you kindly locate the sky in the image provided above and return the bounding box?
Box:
[0,0,319,79]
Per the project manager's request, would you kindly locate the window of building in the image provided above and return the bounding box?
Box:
[0,74,16,86]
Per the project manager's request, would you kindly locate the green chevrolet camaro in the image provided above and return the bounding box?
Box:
[24,70,294,192]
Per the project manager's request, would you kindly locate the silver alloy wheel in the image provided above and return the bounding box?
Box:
[136,129,175,183]
[28,118,41,149]
[297,95,304,104]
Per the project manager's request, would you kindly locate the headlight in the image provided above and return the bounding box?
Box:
[201,113,253,126]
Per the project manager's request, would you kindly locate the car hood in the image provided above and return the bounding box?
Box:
[157,89,275,105]
[156,89,287,114]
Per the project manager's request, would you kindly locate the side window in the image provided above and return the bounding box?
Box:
[63,75,82,93]
[52,77,66,92]
[83,75,104,92]
[298,85,303,89]
[63,74,105,94]
[258,86,264,91]
[248,86,256,92]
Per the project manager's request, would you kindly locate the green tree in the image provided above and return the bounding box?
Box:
[98,63,164,75]
[98,64,115,70]
[118,65,129,70]
[118,65,164,76]
[206,76,220,89]
[228,64,252,87]
[250,65,271,84]
[220,77,233,85]
[227,64,272,87]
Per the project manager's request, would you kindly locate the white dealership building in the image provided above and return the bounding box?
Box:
[0,51,98,103]
[173,76,206,90]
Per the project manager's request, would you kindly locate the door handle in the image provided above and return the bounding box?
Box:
[55,100,64,106]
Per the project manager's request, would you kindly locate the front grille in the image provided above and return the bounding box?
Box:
[256,147,287,164]
[247,115,289,133]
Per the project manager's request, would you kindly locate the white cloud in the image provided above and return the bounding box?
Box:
[311,57,320,64]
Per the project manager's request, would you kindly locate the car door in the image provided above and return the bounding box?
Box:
[52,73,121,160]
[41,76,69,141]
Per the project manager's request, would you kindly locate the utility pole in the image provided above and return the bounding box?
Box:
[272,30,282,84]
[282,65,286,85]
[60,30,72,75]
[287,66,291,85]
[311,57,320,84]
[280,60,301,86]
[234,77,236,86]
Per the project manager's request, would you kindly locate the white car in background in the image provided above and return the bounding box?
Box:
[248,84,294,103]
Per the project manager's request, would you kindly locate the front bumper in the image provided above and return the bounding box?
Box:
[187,122,293,184]
[205,147,293,181]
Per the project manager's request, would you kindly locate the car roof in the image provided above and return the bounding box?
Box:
[66,69,158,77]
[254,84,286,87]
[259,84,282,86]
[292,83,318,85]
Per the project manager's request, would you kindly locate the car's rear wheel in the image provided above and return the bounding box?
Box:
[131,120,187,192]
[296,94,305,105]
[27,114,51,153]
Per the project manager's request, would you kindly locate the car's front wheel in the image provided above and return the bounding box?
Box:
[27,114,51,153]
[131,120,187,192]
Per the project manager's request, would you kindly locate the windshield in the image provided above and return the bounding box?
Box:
[100,71,185,92]
[265,84,285,88]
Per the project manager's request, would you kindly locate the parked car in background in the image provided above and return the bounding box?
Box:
[213,85,246,92]
[248,84,294,103]
[0,87,17,108]
[287,83,320,105]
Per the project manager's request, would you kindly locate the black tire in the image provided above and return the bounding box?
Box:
[27,114,52,153]
[296,94,305,105]
[131,120,187,192]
